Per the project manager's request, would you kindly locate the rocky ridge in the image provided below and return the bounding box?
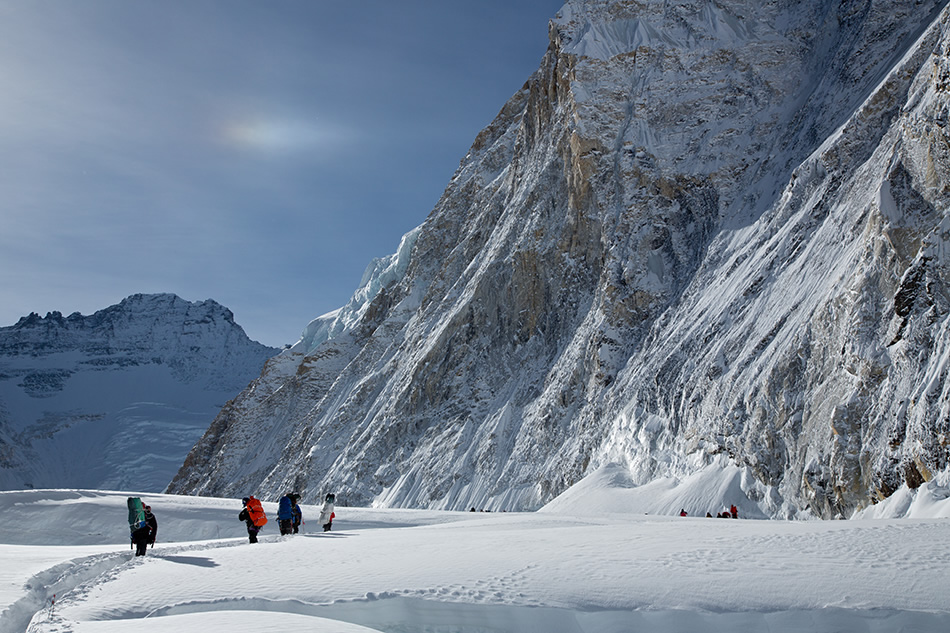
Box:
[169,0,950,518]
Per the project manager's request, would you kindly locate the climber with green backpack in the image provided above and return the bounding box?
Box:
[127,497,152,556]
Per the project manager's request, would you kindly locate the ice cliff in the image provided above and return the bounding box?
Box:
[169,0,950,519]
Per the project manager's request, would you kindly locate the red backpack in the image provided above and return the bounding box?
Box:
[246,496,267,527]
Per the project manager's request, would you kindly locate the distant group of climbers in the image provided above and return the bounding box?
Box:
[712,505,739,519]
[126,492,337,552]
[679,504,738,519]
[239,492,336,543]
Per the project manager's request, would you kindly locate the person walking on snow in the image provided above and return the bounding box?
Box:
[319,493,335,532]
[238,496,266,543]
[290,493,303,534]
[127,497,150,557]
[144,505,158,550]
[277,494,295,535]
[131,519,151,556]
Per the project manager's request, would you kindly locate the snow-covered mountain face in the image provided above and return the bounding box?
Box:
[170,0,950,519]
[0,294,278,492]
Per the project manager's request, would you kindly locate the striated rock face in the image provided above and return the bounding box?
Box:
[0,294,277,491]
[170,0,950,518]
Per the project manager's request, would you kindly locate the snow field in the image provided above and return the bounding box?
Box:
[1,484,948,633]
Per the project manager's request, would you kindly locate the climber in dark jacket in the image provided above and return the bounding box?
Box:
[238,497,262,543]
[144,505,158,547]
[131,523,150,556]
[277,494,295,535]
[132,505,157,556]
[290,493,303,534]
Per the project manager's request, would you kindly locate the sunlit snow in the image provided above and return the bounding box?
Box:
[3,467,948,632]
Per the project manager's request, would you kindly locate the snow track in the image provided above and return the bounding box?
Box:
[9,539,247,633]
[3,554,113,633]
[2,489,948,633]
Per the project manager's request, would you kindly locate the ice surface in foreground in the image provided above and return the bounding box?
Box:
[1,468,948,633]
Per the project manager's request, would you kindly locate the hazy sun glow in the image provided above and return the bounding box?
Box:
[221,118,344,152]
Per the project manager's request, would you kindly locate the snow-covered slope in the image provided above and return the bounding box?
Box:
[170,0,950,518]
[2,483,950,632]
[0,294,278,492]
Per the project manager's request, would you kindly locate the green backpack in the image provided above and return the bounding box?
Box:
[127,497,146,531]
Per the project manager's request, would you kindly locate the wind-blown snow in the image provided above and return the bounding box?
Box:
[2,479,949,633]
[292,226,422,356]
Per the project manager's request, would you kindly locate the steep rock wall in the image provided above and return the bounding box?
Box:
[169,0,950,518]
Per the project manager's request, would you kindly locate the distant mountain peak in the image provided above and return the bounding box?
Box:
[0,293,279,492]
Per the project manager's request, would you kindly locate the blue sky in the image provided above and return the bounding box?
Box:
[0,1,563,347]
